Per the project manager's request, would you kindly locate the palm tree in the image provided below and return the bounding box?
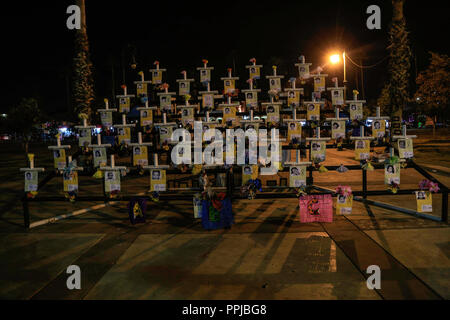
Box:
[72,0,95,120]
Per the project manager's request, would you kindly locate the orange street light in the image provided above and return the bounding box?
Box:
[330,54,340,64]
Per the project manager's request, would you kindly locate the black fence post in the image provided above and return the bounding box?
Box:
[22,194,30,228]
[362,169,367,200]
[442,190,448,223]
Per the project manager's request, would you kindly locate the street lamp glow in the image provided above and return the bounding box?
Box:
[330,54,340,64]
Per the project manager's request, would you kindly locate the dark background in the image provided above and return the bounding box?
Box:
[1,0,448,117]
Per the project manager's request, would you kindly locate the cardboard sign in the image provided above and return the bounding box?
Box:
[331,89,344,105]
[136,83,147,97]
[150,169,166,192]
[287,90,300,107]
[117,127,131,145]
[200,69,211,83]
[133,145,148,166]
[372,120,386,138]
[223,106,238,126]
[331,120,346,139]
[224,79,235,94]
[93,147,107,167]
[159,126,173,144]
[100,111,113,127]
[289,165,307,187]
[349,102,363,120]
[181,108,194,126]
[269,78,281,91]
[266,104,280,123]
[152,70,162,84]
[105,170,120,192]
[336,194,353,215]
[119,97,131,113]
[160,94,172,111]
[297,65,310,79]
[398,138,414,159]
[140,109,153,126]
[179,81,190,96]
[242,165,259,185]
[311,141,326,162]
[245,92,258,109]
[313,76,326,92]
[202,94,214,109]
[416,191,432,213]
[354,140,370,160]
[249,66,260,79]
[53,149,66,169]
[63,171,78,192]
[79,129,91,147]
[306,103,320,121]
[24,171,38,192]
[287,121,302,143]
[384,163,400,184]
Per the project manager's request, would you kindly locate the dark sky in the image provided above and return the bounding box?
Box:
[1,0,448,116]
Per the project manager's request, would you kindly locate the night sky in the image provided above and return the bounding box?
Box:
[1,0,448,117]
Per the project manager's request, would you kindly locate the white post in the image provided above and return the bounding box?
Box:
[30,158,34,169]
[105,99,109,109]
[402,125,407,136]
[334,79,338,88]
[83,118,87,127]
[316,127,320,139]
[164,86,168,94]
[273,68,277,76]
[140,73,144,82]
[293,109,296,121]
[111,154,115,168]
[123,86,127,96]
[163,113,167,124]
[156,63,160,71]
[68,155,72,163]
[249,80,253,90]
[122,114,126,125]
[57,136,61,147]
[292,80,296,89]
[183,72,187,80]
[353,91,358,101]
[206,111,210,122]
[145,99,149,108]
[227,95,231,104]
[138,132,142,144]
[207,82,210,92]
[376,107,381,118]
[97,134,101,145]
[154,154,159,166]
[250,109,254,121]
[203,61,207,68]
[228,69,232,77]
[335,107,340,119]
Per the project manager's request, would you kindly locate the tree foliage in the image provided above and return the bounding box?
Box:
[8,98,42,152]
[413,52,450,120]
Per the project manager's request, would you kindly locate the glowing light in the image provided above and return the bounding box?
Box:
[330,54,340,64]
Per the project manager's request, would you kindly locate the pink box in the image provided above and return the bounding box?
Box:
[299,194,333,223]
